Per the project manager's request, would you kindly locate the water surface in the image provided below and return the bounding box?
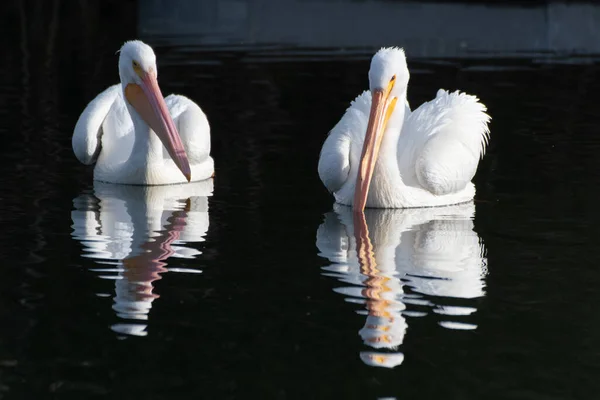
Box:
[3,2,600,398]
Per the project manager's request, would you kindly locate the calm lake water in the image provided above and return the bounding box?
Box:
[3,2,600,399]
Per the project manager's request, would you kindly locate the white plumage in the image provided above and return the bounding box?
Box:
[73,40,213,185]
[318,47,490,209]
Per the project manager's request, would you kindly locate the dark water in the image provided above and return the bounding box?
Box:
[3,1,600,399]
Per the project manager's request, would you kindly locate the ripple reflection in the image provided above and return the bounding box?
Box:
[71,180,213,336]
[316,202,487,368]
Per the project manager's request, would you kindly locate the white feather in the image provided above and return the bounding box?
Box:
[318,48,491,208]
[406,89,491,196]
[72,40,213,185]
[72,84,120,165]
[318,91,371,193]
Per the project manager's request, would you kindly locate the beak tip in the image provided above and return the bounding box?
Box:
[185,172,191,182]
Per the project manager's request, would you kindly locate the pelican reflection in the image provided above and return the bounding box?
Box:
[316,202,487,368]
[71,180,213,336]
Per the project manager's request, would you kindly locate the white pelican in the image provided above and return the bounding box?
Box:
[316,203,487,367]
[72,40,213,185]
[71,180,213,336]
[318,47,490,210]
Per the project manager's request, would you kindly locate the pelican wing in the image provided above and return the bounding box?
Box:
[164,94,211,164]
[405,90,490,196]
[72,84,121,165]
[318,91,372,193]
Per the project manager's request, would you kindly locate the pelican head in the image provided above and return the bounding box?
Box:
[118,40,191,182]
[368,47,409,97]
[354,47,409,211]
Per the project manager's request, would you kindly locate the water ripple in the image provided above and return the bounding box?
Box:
[70,180,213,337]
[316,202,488,368]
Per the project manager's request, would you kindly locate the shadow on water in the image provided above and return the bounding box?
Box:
[2,0,600,398]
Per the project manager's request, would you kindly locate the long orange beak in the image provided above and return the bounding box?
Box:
[125,71,191,182]
[353,79,397,211]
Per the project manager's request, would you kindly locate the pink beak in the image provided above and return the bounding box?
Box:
[125,71,191,182]
[354,87,397,211]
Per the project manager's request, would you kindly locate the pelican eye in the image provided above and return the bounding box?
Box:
[390,75,396,82]
[132,60,143,77]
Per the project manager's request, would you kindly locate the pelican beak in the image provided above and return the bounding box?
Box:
[125,70,191,182]
[353,79,397,211]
